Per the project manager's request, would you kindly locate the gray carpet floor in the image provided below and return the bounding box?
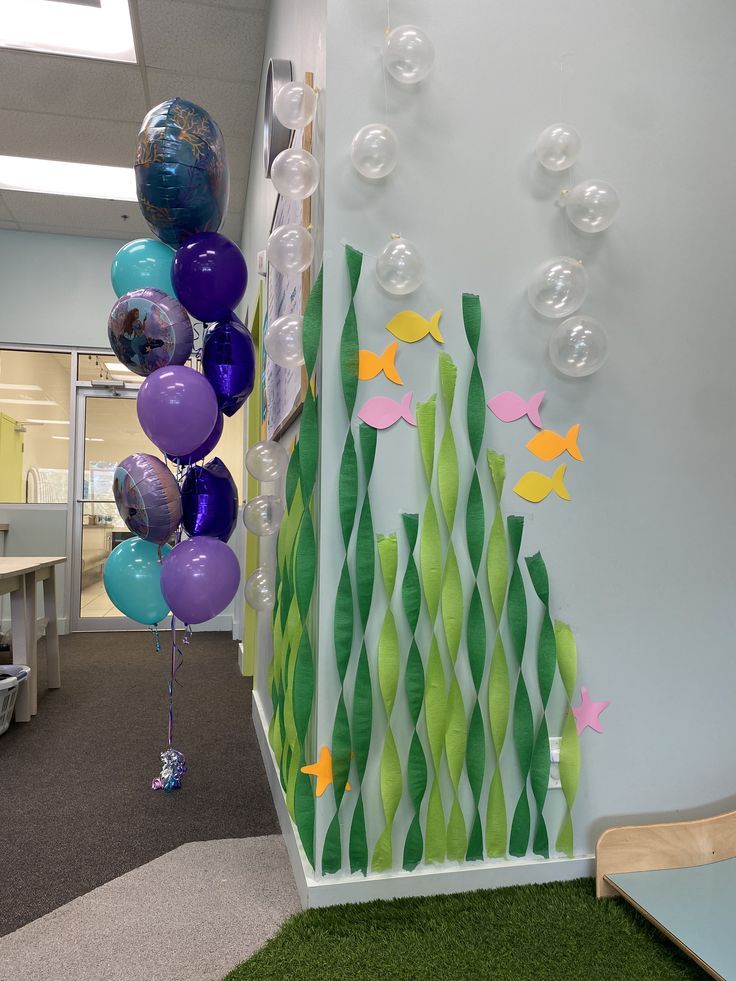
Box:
[0,631,279,936]
[0,836,301,981]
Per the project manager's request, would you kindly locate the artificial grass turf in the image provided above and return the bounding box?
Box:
[224,877,706,981]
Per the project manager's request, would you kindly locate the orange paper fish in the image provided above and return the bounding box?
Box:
[358,341,403,385]
[526,424,583,462]
[386,309,444,344]
[514,464,571,503]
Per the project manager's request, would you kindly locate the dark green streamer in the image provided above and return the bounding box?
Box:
[508,517,533,857]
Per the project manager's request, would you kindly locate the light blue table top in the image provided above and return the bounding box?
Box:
[609,858,736,980]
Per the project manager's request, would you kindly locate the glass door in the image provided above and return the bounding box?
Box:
[70,387,161,631]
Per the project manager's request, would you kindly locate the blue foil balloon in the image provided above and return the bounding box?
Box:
[135,98,229,248]
[181,457,238,542]
[202,318,256,417]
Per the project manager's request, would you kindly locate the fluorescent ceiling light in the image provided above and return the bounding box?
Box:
[104,362,131,372]
[51,435,70,441]
[0,397,57,406]
[0,383,43,392]
[86,437,105,442]
[0,156,136,201]
[24,419,69,425]
[0,0,136,64]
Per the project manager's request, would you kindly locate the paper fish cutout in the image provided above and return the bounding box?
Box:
[358,341,403,385]
[514,463,571,503]
[386,309,444,344]
[301,746,351,797]
[526,424,583,462]
[358,391,416,430]
[488,390,545,429]
[572,687,610,735]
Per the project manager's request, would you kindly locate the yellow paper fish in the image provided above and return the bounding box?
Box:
[526,424,583,462]
[386,309,444,344]
[358,341,403,385]
[514,464,571,503]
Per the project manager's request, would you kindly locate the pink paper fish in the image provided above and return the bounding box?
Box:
[358,392,416,430]
[487,390,545,429]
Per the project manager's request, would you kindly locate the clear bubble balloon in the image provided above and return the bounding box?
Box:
[245,440,290,483]
[245,567,276,610]
[270,148,319,201]
[564,179,620,233]
[535,123,582,172]
[549,315,608,377]
[243,495,285,536]
[351,124,398,180]
[267,224,314,274]
[264,314,304,369]
[384,24,435,84]
[274,81,317,130]
[528,256,588,319]
[376,236,424,296]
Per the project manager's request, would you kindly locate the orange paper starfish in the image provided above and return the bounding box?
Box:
[300,746,351,797]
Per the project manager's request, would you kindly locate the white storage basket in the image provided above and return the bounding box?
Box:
[0,665,30,735]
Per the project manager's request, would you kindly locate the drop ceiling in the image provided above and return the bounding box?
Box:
[0,0,268,241]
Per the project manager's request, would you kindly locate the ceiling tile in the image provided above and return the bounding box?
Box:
[0,110,140,168]
[145,71,258,138]
[138,1,266,83]
[3,192,150,236]
[0,50,147,123]
[0,195,17,222]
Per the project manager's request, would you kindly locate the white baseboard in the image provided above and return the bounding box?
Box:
[251,690,594,910]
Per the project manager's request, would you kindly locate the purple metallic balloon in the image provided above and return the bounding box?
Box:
[161,537,240,625]
[172,232,247,323]
[168,411,223,466]
[113,453,182,544]
[137,365,219,458]
[202,317,256,417]
[181,457,238,542]
[107,287,193,377]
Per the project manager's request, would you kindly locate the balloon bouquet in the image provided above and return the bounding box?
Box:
[102,98,255,792]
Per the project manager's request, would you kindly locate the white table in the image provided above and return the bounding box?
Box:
[0,556,66,723]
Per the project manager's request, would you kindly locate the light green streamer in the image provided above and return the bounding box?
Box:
[554,621,580,857]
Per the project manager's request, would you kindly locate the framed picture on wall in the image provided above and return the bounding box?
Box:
[261,72,314,442]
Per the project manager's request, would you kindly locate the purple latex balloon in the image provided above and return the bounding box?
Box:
[202,317,256,417]
[172,232,247,323]
[168,411,223,466]
[107,287,193,377]
[181,457,238,542]
[137,365,219,458]
[113,453,182,544]
[161,537,240,625]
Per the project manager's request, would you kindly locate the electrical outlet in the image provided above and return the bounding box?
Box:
[548,736,561,789]
[257,249,268,275]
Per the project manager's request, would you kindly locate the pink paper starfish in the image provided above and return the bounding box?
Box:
[572,686,610,735]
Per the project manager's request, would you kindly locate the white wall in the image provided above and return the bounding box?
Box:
[311,0,736,876]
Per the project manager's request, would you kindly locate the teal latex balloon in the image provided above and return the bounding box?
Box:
[111,238,175,298]
[103,537,172,625]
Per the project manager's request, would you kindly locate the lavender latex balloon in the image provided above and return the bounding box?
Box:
[169,411,223,466]
[161,537,240,625]
[137,365,219,458]
[181,457,238,542]
[172,232,247,323]
[107,287,193,377]
[202,317,256,416]
[113,453,182,544]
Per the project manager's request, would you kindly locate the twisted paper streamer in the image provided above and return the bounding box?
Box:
[322,245,363,875]
[401,512,428,870]
[437,353,467,861]
[349,422,377,874]
[416,395,446,863]
[371,533,403,871]
[507,516,532,857]
[554,621,580,857]
[462,294,486,862]
[526,551,558,858]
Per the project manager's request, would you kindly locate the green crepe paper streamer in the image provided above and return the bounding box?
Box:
[333,560,353,684]
[462,294,484,462]
[417,396,436,484]
[355,424,377,631]
[485,452,509,858]
[438,354,459,530]
[424,636,446,863]
[377,534,400,714]
[466,587,486,694]
[525,551,558,859]
[554,622,580,858]
[341,245,362,418]
[401,514,427,871]
[372,729,402,871]
[442,545,463,664]
[507,516,533,858]
[294,508,316,622]
[338,432,358,550]
[417,398,440,623]
[466,473,484,578]
[465,701,485,861]
[322,694,351,874]
[445,676,468,860]
[299,385,318,506]
[301,266,322,379]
